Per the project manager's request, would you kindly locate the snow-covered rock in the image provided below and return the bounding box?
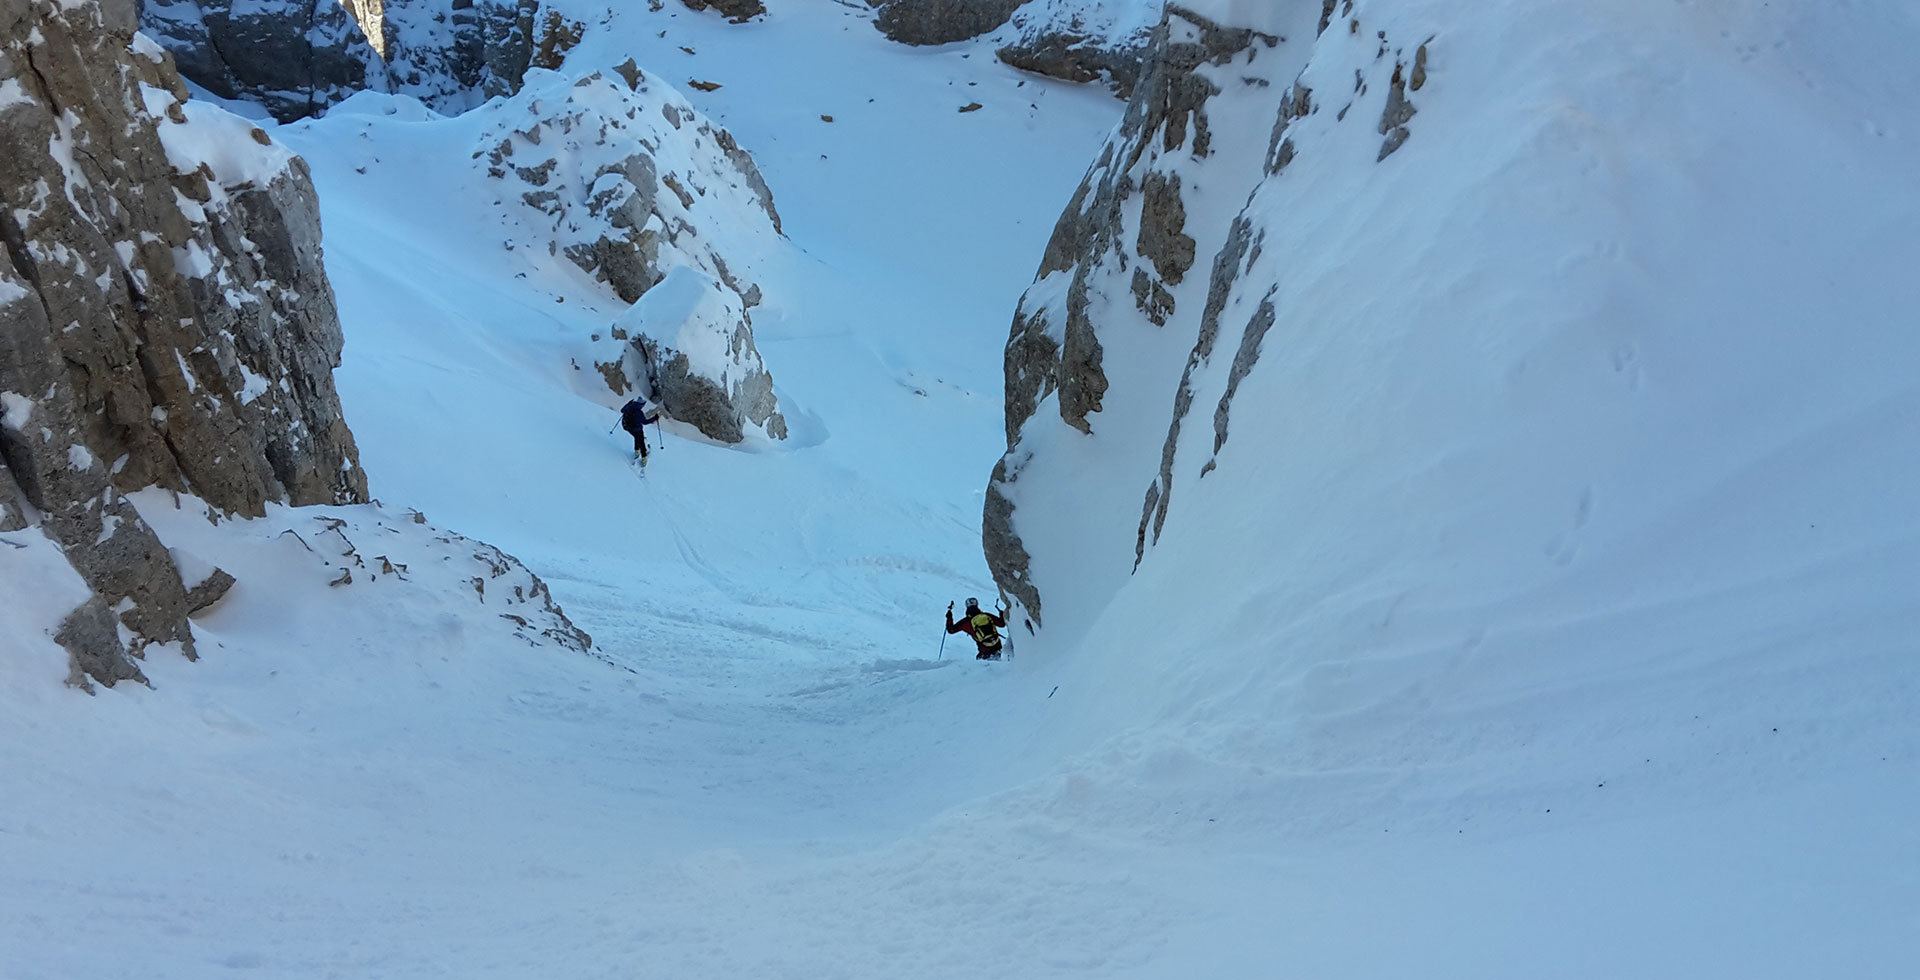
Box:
[679,0,766,25]
[866,0,1155,97]
[614,266,786,444]
[984,1,1316,620]
[480,61,788,443]
[141,494,594,656]
[141,0,584,122]
[995,0,1158,97]
[872,0,1030,46]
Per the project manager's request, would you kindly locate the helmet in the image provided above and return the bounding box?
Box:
[965,597,981,612]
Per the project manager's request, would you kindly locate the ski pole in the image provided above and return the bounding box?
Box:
[938,602,952,660]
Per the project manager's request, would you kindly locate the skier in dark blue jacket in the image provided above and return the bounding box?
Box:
[619,397,658,466]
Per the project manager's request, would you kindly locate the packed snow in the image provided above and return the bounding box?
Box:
[3,1,1917,978]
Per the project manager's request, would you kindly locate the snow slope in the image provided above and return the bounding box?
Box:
[4,1,1918,978]
[993,0,1920,973]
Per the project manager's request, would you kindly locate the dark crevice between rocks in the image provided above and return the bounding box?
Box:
[21,39,65,118]
[1134,216,1256,570]
[1266,82,1311,175]
[1209,290,1277,456]
[299,0,327,119]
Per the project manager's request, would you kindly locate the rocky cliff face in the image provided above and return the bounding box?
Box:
[4,0,596,688]
[2,0,373,685]
[872,0,1029,47]
[983,0,1433,623]
[993,0,1156,98]
[141,0,583,122]
[481,62,788,444]
[680,0,766,25]
[870,0,1152,97]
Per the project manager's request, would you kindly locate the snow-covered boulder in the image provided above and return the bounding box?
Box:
[680,0,767,25]
[141,0,584,122]
[143,497,596,657]
[873,0,1030,46]
[1,488,596,686]
[995,0,1158,97]
[866,0,1155,97]
[479,61,788,443]
[613,266,787,444]
[2,0,371,685]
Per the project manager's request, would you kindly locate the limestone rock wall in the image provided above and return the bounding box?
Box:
[866,0,1152,97]
[994,0,1156,98]
[141,0,583,122]
[983,0,1435,624]
[872,0,1029,46]
[679,0,766,25]
[1,0,367,687]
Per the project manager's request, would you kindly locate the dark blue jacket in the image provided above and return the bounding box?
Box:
[620,398,655,432]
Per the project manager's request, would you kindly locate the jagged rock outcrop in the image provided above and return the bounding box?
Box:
[864,0,1150,96]
[680,0,766,25]
[141,0,376,121]
[983,4,1285,620]
[481,63,788,443]
[617,266,787,444]
[1,0,367,687]
[141,0,583,122]
[873,0,1030,46]
[983,0,1433,622]
[994,0,1155,98]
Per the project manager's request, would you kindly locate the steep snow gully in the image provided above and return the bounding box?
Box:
[6,1,1920,978]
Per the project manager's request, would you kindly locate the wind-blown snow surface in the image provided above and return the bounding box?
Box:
[3,2,1917,979]
[998,0,1920,974]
